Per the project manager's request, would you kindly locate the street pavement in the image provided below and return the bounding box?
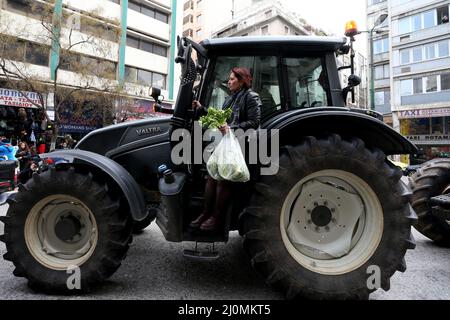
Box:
[0,204,449,300]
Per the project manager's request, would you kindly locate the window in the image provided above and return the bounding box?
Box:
[126,36,168,57]
[412,14,421,32]
[400,49,410,65]
[425,75,438,92]
[412,47,422,62]
[183,29,193,37]
[437,5,449,25]
[441,73,450,91]
[128,1,141,12]
[286,57,329,109]
[126,35,140,48]
[438,41,449,57]
[1,38,49,67]
[25,42,49,66]
[399,9,442,34]
[373,37,389,54]
[125,66,167,88]
[140,41,153,53]
[153,44,167,57]
[399,18,410,34]
[409,118,430,135]
[128,1,169,24]
[207,56,281,119]
[196,14,202,24]
[284,26,290,34]
[426,43,436,60]
[431,117,443,134]
[261,25,269,35]
[375,91,385,106]
[401,79,413,96]
[183,15,193,24]
[155,11,168,23]
[152,72,165,88]
[196,29,202,38]
[4,0,52,22]
[125,66,138,82]
[137,69,152,85]
[374,89,390,114]
[374,64,390,79]
[183,1,193,11]
[423,10,435,29]
[413,78,423,94]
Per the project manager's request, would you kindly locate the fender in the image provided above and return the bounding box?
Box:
[263,107,417,155]
[40,149,147,222]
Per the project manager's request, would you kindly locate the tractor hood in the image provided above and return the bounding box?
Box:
[75,117,172,157]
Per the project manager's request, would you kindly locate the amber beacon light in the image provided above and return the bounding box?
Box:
[345,20,359,37]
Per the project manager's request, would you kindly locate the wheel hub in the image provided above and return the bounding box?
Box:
[25,195,98,270]
[311,206,332,227]
[54,214,82,242]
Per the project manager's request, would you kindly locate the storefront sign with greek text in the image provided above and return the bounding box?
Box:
[398,108,450,119]
[0,88,41,108]
[406,135,450,145]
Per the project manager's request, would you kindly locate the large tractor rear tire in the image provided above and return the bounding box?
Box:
[410,159,450,247]
[0,168,133,294]
[239,135,417,300]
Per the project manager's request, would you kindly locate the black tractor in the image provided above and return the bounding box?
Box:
[0,33,418,299]
[410,159,450,247]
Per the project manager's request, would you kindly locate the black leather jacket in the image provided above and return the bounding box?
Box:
[196,89,262,131]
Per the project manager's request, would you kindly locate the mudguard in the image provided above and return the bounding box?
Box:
[40,149,147,222]
[264,107,417,155]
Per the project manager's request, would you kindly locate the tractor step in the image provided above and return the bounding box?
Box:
[183,242,220,261]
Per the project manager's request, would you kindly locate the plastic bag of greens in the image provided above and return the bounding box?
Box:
[207,131,250,183]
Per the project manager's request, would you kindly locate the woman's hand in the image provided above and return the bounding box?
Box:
[192,100,202,109]
[219,124,230,135]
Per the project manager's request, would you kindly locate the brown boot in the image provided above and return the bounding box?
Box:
[189,213,209,228]
[200,216,218,231]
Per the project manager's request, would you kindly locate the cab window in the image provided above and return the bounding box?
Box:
[285,57,330,108]
[206,56,282,119]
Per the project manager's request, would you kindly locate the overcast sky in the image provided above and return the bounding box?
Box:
[280,0,368,53]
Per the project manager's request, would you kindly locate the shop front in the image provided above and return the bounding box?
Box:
[0,87,49,153]
[399,107,450,162]
[57,100,106,145]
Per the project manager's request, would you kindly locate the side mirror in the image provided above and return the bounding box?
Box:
[342,75,361,104]
[347,75,361,87]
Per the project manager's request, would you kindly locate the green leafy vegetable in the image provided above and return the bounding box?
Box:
[199,107,233,129]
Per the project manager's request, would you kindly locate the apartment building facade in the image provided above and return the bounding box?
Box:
[0,0,181,138]
[368,0,450,161]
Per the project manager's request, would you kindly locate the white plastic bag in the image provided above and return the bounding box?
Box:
[206,131,250,183]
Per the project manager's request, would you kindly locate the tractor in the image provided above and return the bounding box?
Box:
[0,30,418,299]
[410,159,450,247]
